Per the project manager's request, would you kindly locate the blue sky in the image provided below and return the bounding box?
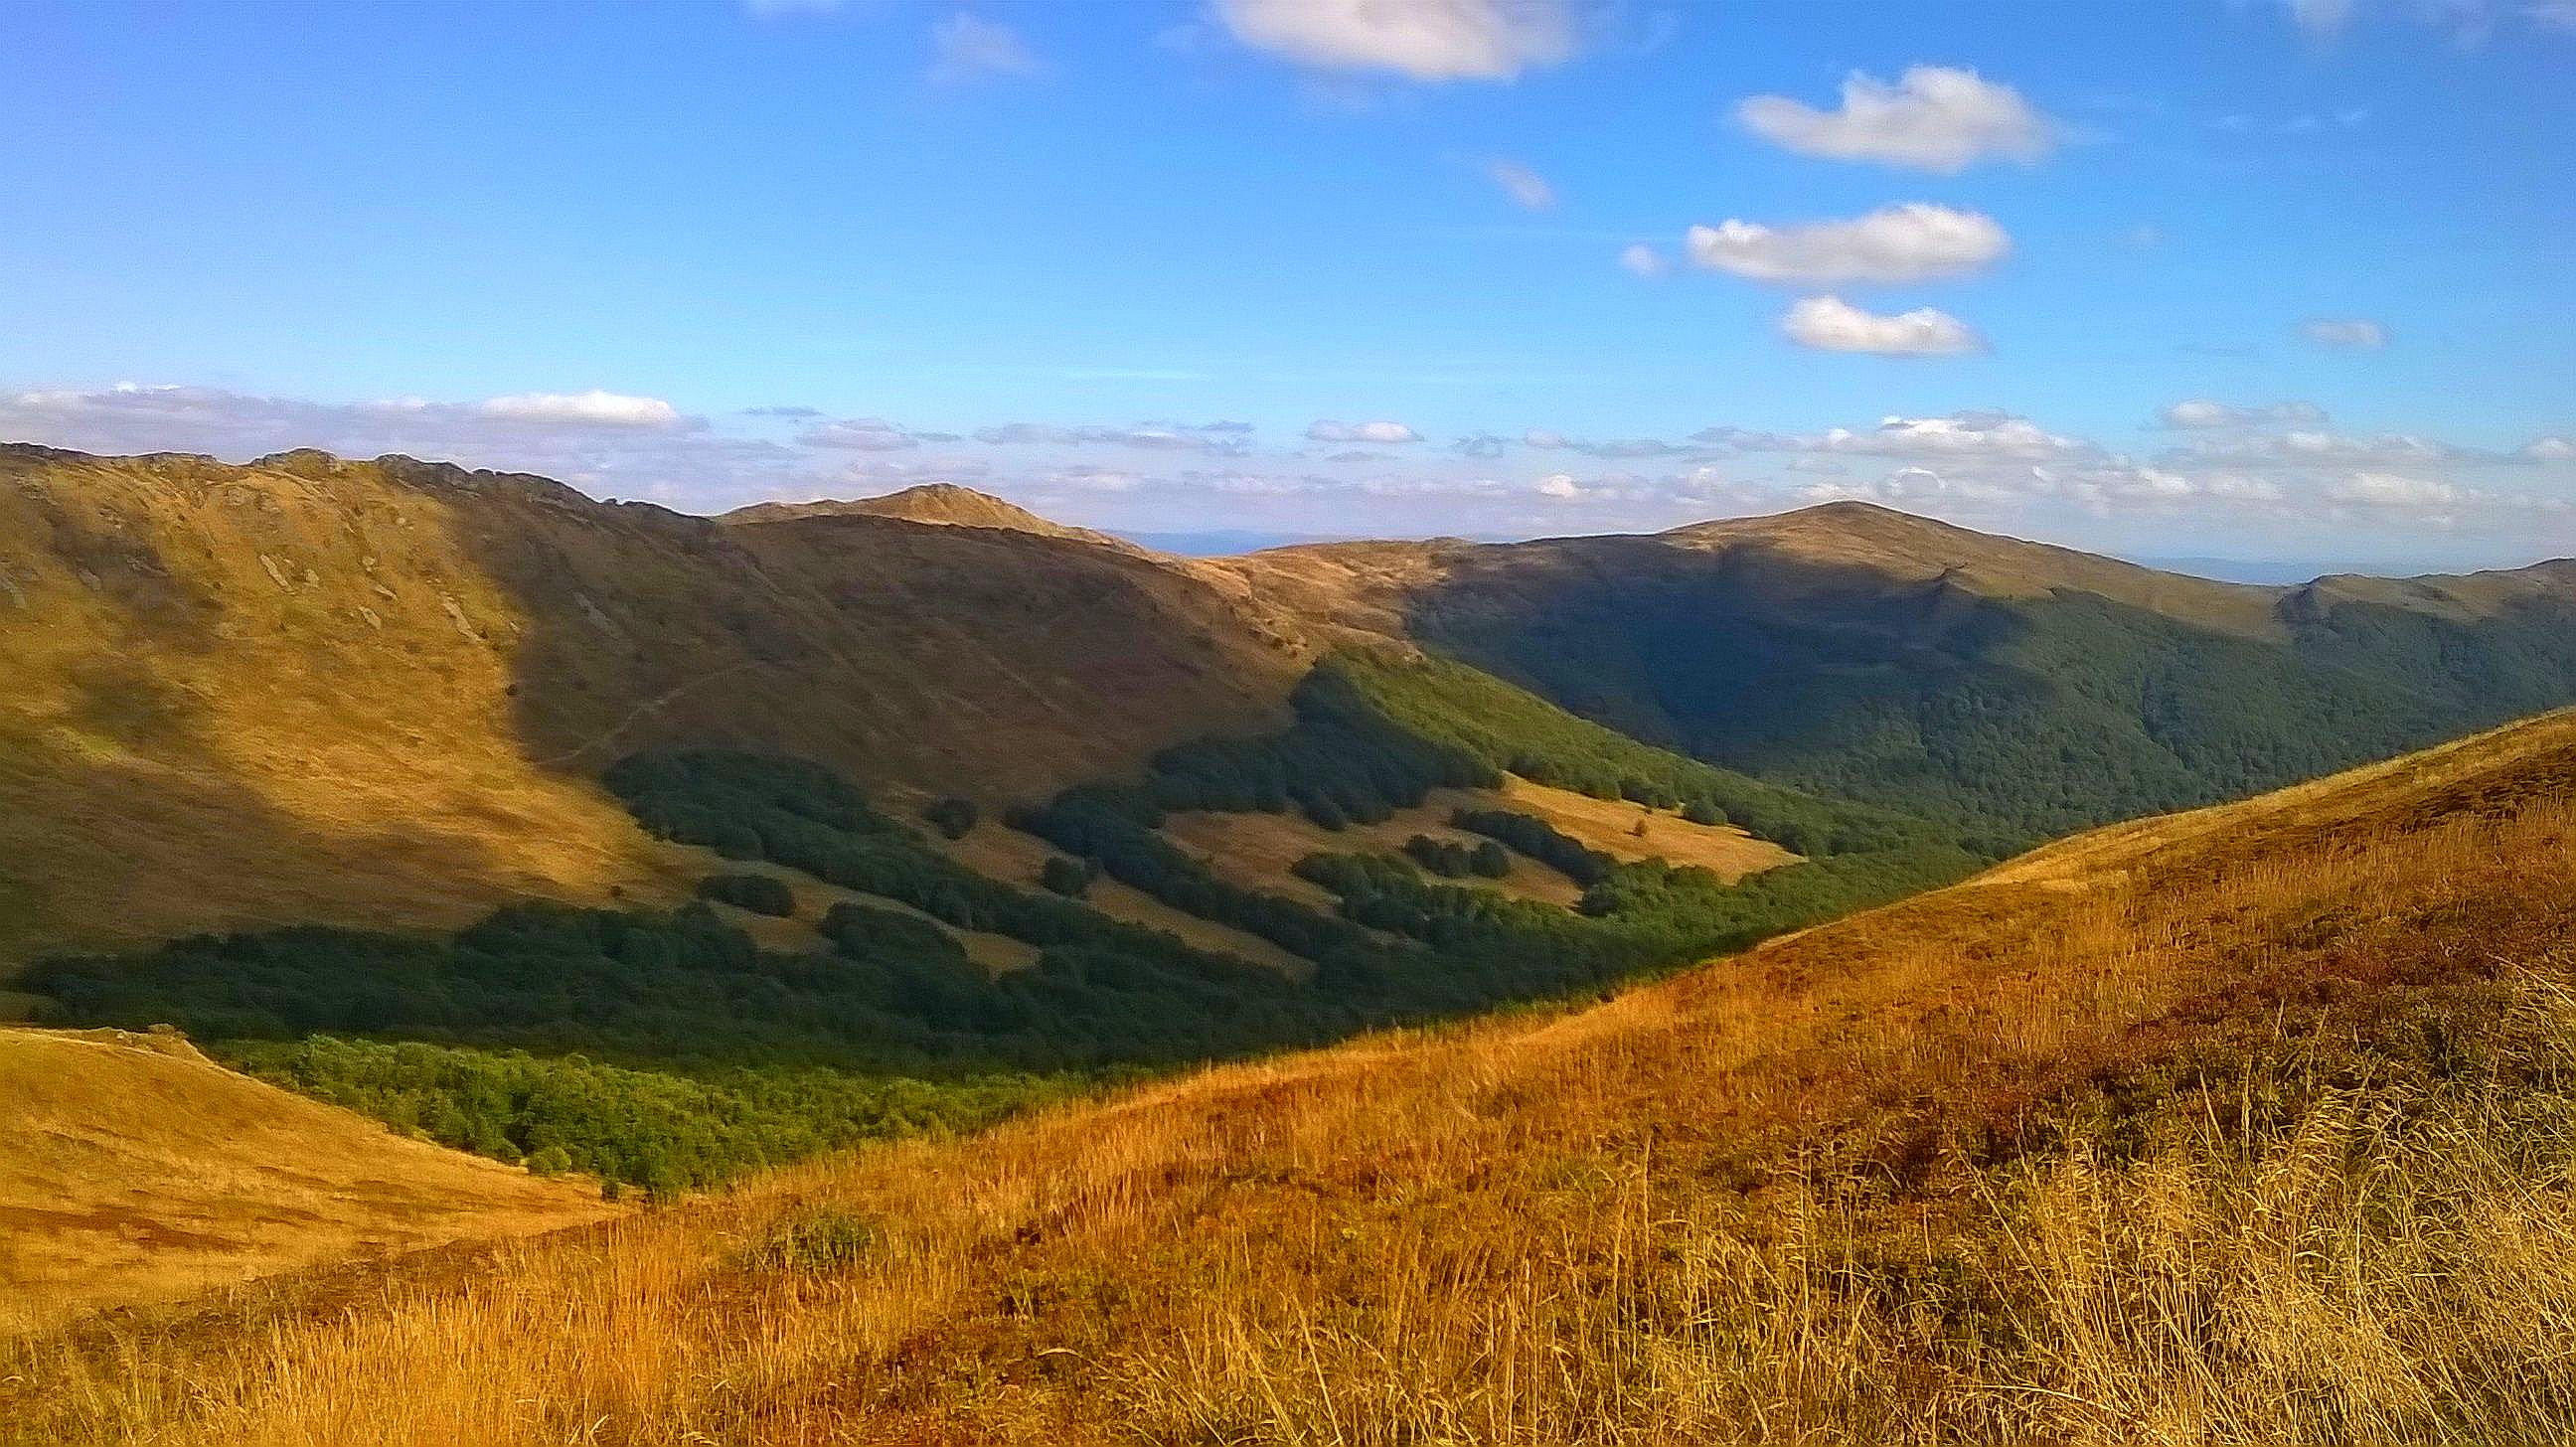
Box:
[2,0,2571,569]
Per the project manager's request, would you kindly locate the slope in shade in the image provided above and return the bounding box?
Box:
[0,446,1304,962]
[1214,501,2576,845]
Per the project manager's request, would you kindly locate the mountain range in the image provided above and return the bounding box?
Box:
[7,442,2575,967]
[14,441,2576,1438]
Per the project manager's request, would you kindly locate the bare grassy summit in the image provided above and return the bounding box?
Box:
[15,709,2576,1443]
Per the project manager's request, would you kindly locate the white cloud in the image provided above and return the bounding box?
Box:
[1534,472,1585,499]
[1211,0,1578,81]
[1735,66,2057,173]
[2329,472,2465,510]
[1307,418,1422,443]
[1695,411,2092,463]
[1617,242,1670,278]
[2168,428,2463,467]
[1486,158,1555,210]
[928,14,1042,84]
[1686,204,2010,285]
[2160,398,2330,428]
[1780,295,1987,356]
[2301,317,2389,349]
[476,391,687,428]
[2525,436,2576,461]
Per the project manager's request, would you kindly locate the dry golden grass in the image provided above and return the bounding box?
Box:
[0,1028,615,1336]
[921,813,1315,976]
[1486,774,1797,876]
[661,845,1042,974]
[1159,777,1793,917]
[16,715,2576,1443]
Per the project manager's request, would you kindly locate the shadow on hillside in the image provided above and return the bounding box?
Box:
[1388,536,2576,849]
[432,480,1300,807]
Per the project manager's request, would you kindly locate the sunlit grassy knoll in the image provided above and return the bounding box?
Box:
[14,712,2576,1444]
[0,1028,615,1337]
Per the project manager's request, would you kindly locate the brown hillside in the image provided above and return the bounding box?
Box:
[20,710,2576,1444]
[0,445,1306,963]
[0,1027,613,1333]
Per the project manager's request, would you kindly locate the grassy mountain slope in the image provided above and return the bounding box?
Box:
[0,1026,612,1334]
[723,481,1133,551]
[1215,501,2576,846]
[16,707,2576,1442]
[0,446,1304,962]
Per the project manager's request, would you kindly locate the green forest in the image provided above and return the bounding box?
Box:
[26,654,1981,1194]
[1412,577,2576,848]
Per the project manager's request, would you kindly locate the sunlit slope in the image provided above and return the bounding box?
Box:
[0,1027,612,1333]
[23,709,2576,1443]
[0,445,1303,962]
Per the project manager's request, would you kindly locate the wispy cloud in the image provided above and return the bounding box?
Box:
[927,14,1043,84]
[2300,317,2390,349]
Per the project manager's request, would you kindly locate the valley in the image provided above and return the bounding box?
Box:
[8,447,2576,1442]
[14,691,2576,1443]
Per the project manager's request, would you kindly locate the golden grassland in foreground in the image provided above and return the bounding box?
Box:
[12,712,2576,1444]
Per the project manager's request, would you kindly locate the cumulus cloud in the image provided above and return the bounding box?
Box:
[1306,418,1422,444]
[2160,398,2330,428]
[474,391,690,428]
[928,14,1043,83]
[2525,436,2576,461]
[1211,0,1579,81]
[1534,472,1586,499]
[1736,66,2057,173]
[1486,158,1554,210]
[1780,295,1986,356]
[2301,317,2389,349]
[1686,204,2010,285]
[1617,242,1670,278]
